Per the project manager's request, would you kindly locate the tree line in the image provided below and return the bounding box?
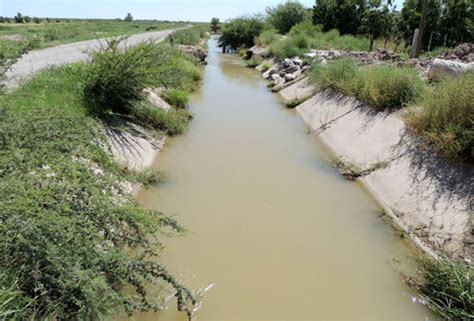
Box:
[218,0,473,53]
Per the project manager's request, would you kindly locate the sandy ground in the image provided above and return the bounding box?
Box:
[282,82,473,260]
[4,29,177,88]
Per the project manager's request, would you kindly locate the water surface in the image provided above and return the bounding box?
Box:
[122,37,437,321]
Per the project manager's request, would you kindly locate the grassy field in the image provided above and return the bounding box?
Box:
[0,31,206,319]
[0,19,187,61]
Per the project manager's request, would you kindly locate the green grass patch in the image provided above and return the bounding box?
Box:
[418,257,473,320]
[163,88,190,109]
[311,59,425,110]
[405,71,474,163]
[268,23,370,59]
[246,57,263,68]
[255,28,279,47]
[169,24,209,46]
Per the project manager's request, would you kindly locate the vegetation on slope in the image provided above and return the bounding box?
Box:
[418,257,473,320]
[0,37,204,319]
[310,58,425,110]
[406,71,474,163]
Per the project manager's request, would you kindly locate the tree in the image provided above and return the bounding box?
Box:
[439,0,474,46]
[313,0,368,35]
[399,0,441,51]
[124,12,133,22]
[361,5,394,50]
[266,0,309,34]
[210,17,220,33]
[218,16,265,51]
[14,12,24,23]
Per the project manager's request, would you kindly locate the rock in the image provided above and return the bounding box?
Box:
[279,65,300,76]
[262,67,277,79]
[271,74,285,85]
[292,58,304,66]
[438,43,474,63]
[284,72,299,82]
[177,45,207,63]
[246,45,270,59]
[428,58,474,80]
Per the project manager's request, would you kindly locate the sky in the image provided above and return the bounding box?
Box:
[1,0,405,22]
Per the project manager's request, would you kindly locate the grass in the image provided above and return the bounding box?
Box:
[0,20,186,61]
[246,57,263,68]
[163,88,190,109]
[269,23,370,59]
[255,28,279,47]
[0,35,203,319]
[311,58,426,110]
[405,71,474,163]
[418,257,473,320]
[169,24,209,46]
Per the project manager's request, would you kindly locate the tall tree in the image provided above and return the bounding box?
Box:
[313,0,368,35]
[210,17,220,33]
[266,0,309,34]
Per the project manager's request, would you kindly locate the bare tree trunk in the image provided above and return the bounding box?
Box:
[369,35,375,51]
[411,0,429,58]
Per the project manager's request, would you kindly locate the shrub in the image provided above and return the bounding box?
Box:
[84,40,156,115]
[269,32,311,59]
[419,257,473,320]
[266,0,309,34]
[163,88,189,108]
[255,28,278,46]
[354,65,425,110]
[218,16,264,50]
[246,57,263,68]
[310,58,358,95]
[406,71,474,163]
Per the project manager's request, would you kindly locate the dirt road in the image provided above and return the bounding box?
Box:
[4,29,177,88]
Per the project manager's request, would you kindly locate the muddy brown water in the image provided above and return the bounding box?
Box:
[119,37,438,321]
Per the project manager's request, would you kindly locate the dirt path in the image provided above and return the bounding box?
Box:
[4,29,177,88]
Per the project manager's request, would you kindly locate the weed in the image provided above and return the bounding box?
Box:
[405,71,474,163]
[163,88,190,109]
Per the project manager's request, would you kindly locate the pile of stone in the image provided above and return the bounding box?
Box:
[304,48,402,66]
[261,57,310,85]
[438,43,474,63]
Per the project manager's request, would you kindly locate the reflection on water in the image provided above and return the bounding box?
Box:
[118,37,437,321]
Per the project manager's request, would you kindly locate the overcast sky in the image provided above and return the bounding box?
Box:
[1,0,404,22]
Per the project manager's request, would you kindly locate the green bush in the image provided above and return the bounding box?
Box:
[84,40,157,114]
[163,88,190,108]
[266,0,309,34]
[218,16,264,50]
[84,41,201,115]
[269,32,311,59]
[406,71,474,163]
[419,257,473,320]
[246,57,263,68]
[255,28,278,46]
[354,65,425,110]
[310,58,358,95]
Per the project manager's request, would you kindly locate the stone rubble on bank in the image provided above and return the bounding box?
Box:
[261,57,310,86]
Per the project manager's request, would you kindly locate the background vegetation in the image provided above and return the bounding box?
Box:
[0,19,186,62]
